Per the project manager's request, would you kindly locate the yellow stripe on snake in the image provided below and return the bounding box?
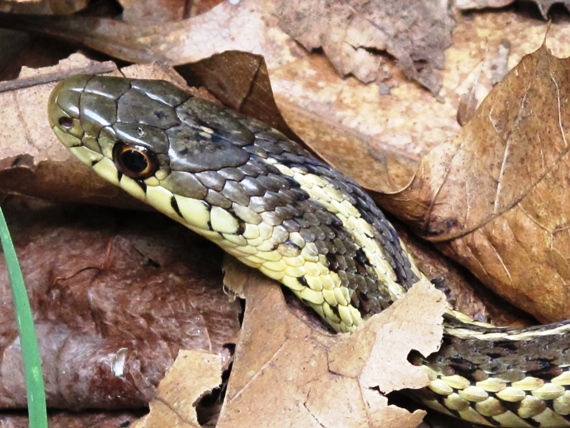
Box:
[48,75,570,427]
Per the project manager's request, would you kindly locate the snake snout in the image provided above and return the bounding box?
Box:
[48,75,94,145]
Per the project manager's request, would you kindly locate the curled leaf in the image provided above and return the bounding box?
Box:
[379,45,570,323]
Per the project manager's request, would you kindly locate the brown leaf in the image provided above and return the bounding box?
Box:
[218,259,447,427]
[396,224,535,327]
[0,1,300,68]
[0,197,240,409]
[276,0,454,94]
[453,0,515,13]
[273,15,570,198]
[132,350,222,428]
[0,0,87,15]
[378,45,570,323]
[0,0,454,95]
[176,51,302,144]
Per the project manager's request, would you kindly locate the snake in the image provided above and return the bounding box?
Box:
[47,74,570,427]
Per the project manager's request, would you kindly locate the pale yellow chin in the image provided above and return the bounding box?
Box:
[67,145,104,165]
[52,125,83,149]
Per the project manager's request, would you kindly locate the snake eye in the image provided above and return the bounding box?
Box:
[59,117,73,129]
[113,142,159,180]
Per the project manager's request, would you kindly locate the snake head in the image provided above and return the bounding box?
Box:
[48,74,261,225]
[48,74,263,200]
[48,75,191,197]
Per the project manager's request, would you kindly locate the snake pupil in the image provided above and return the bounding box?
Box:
[122,150,148,173]
[113,142,158,179]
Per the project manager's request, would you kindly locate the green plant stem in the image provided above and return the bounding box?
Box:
[0,206,47,428]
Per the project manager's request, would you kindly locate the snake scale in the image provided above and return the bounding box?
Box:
[48,75,570,427]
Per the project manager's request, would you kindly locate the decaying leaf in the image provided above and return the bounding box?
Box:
[218,259,447,427]
[120,0,191,23]
[0,0,87,16]
[276,0,454,94]
[0,0,299,71]
[132,350,222,428]
[378,45,570,324]
[397,224,535,328]
[0,0,454,95]
[271,15,559,194]
[0,198,240,409]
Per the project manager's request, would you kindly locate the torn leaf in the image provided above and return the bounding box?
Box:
[219,259,446,427]
[276,0,454,94]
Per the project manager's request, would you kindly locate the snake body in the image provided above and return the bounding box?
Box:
[48,75,570,427]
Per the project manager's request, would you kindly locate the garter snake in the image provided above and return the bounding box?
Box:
[48,74,570,427]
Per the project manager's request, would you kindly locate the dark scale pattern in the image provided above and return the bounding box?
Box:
[236,122,418,294]
[164,115,403,314]
[195,170,226,191]
[220,180,250,206]
[204,189,232,209]
[50,75,570,426]
[80,76,418,319]
[412,315,570,384]
[221,117,419,313]
[217,167,246,182]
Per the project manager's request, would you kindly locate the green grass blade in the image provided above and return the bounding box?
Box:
[0,206,48,428]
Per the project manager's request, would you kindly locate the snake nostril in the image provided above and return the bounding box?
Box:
[58,117,74,129]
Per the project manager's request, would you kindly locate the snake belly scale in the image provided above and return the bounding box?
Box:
[48,75,570,427]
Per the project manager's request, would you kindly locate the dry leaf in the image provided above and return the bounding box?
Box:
[218,259,447,427]
[0,198,240,409]
[0,54,132,206]
[271,16,570,197]
[397,225,535,327]
[0,0,299,70]
[176,51,302,144]
[132,350,222,428]
[276,0,454,94]
[0,0,87,15]
[0,0,453,94]
[378,45,570,323]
